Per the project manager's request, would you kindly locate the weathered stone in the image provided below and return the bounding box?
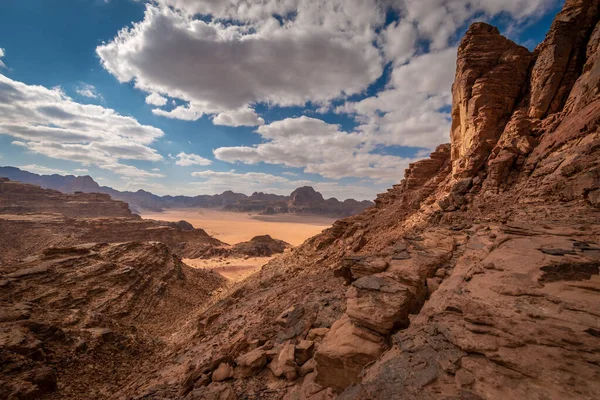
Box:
[269,342,298,381]
[211,363,234,382]
[307,328,330,343]
[299,358,316,377]
[451,23,532,178]
[234,348,267,378]
[295,340,315,365]
[529,0,600,118]
[346,274,416,334]
[314,315,387,391]
[276,305,305,328]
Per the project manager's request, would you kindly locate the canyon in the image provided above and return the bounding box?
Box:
[1,1,600,399]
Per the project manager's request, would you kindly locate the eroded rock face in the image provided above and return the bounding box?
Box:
[0,178,133,218]
[346,274,416,335]
[230,235,291,257]
[451,23,533,178]
[3,1,600,399]
[314,315,387,391]
[0,180,227,263]
[529,0,600,118]
[0,242,225,399]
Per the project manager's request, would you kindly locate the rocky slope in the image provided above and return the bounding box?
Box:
[0,168,373,217]
[116,2,599,399]
[0,242,226,399]
[2,2,599,399]
[0,179,228,264]
[0,177,133,218]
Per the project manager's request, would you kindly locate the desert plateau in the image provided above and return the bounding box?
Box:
[1,0,600,399]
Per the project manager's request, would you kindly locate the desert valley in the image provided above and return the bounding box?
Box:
[1,0,600,399]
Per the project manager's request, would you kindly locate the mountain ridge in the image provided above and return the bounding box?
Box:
[0,166,373,217]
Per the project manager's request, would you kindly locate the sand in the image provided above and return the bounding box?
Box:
[140,208,335,246]
[184,256,272,282]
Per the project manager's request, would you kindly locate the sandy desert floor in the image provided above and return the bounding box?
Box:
[183,256,273,282]
[140,208,335,246]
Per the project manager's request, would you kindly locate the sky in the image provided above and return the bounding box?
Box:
[0,0,564,200]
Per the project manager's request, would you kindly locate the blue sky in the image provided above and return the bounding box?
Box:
[0,0,563,200]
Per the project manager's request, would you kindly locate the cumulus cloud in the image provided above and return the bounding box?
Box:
[145,92,168,106]
[75,83,101,99]
[175,152,212,166]
[339,48,457,150]
[213,107,265,127]
[96,2,384,123]
[214,116,418,181]
[0,74,165,178]
[0,48,6,69]
[396,0,557,50]
[18,164,70,175]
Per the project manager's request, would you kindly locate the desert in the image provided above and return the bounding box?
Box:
[1,0,600,399]
[140,208,335,246]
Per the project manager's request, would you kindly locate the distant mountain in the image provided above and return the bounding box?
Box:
[0,167,374,217]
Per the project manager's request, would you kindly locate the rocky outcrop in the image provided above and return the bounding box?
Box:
[0,179,227,263]
[450,23,532,178]
[0,242,225,399]
[0,169,374,217]
[289,186,325,206]
[528,0,600,118]
[230,235,291,257]
[0,178,133,218]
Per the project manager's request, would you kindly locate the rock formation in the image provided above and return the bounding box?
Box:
[0,168,373,217]
[119,2,598,399]
[0,242,226,399]
[0,179,228,263]
[0,177,133,218]
[2,1,600,399]
[230,235,291,257]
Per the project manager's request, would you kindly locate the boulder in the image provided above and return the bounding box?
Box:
[346,274,416,335]
[314,315,387,391]
[294,340,315,365]
[234,348,267,378]
[306,328,329,343]
[211,363,234,382]
[276,305,305,328]
[269,342,298,381]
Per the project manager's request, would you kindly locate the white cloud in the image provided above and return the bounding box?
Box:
[213,107,265,127]
[0,74,165,178]
[397,0,557,50]
[97,3,384,123]
[74,168,89,173]
[382,20,418,64]
[214,116,419,181]
[145,92,168,106]
[18,164,69,175]
[175,151,212,166]
[0,48,5,69]
[75,83,101,99]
